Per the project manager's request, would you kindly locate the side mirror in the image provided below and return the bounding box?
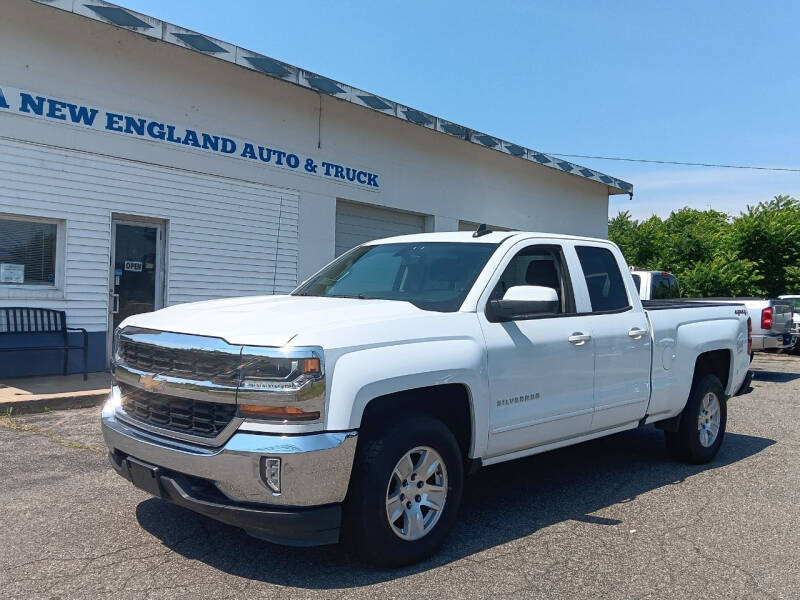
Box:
[487,285,559,322]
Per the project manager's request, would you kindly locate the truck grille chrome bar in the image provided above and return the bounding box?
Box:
[119,382,237,438]
[111,327,326,445]
[113,328,244,445]
[118,338,239,386]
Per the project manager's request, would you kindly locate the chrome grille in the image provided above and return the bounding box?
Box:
[119,383,236,438]
[118,338,240,385]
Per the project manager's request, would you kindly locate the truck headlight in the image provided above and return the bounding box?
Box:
[237,346,325,423]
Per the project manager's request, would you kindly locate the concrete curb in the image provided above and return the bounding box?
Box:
[0,391,109,415]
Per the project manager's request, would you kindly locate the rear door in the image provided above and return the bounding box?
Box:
[479,239,596,457]
[574,244,651,431]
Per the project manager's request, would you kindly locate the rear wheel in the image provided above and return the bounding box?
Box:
[343,415,463,567]
[665,374,727,464]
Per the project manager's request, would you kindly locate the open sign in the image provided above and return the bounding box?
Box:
[124,260,143,272]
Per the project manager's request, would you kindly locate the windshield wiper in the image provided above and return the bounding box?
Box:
[328,294,374,299]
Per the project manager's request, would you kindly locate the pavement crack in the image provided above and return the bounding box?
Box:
[0,414,104,454]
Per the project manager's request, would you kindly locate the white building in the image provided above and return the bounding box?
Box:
[0,0,632,376]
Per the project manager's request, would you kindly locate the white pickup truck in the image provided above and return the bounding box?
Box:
[629,269,681,300]
[101,230,752,566]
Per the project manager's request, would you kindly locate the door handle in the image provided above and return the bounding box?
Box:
[111,293,120,315]
[568,332,592,345]
[628,327,648,339]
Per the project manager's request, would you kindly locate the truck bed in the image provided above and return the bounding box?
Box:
[642,299,745,310]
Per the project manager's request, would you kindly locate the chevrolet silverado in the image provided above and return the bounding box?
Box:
[102,230,752,566]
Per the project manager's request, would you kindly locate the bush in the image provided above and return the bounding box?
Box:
[608,195,798,298]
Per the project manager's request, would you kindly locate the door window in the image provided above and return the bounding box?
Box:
[576,246,630,312]
[491,245,574,314]
[112,224,158,331]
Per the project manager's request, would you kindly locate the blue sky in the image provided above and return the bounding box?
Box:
[120,0,800,220]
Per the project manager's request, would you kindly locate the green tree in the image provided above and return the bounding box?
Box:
[728,195,800,297]
[608,195,798,298]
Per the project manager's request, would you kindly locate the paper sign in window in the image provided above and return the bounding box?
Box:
[0,263,25,283]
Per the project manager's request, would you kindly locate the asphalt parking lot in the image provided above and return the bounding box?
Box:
[1,354,798,600]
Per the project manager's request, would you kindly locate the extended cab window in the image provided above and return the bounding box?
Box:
[491,245,575,314]
[576,246,630,312]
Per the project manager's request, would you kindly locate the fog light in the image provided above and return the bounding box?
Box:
[261,457,281,493]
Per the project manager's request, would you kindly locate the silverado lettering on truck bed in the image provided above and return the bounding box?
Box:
[101,230,752,566]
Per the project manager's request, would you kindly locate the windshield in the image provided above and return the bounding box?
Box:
[292,242,498,312]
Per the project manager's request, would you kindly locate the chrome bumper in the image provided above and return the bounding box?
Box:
[753,333,791,351]
[101,399,358,507]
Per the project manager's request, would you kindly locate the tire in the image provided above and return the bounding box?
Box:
[665,374,727,464]
[343,415,464,568]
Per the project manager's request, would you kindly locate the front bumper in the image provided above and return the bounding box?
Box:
[101,401,358,545]
[110,453,343,546]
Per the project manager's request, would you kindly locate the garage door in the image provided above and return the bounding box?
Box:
[335,200,426,256]
[458,220,511,233]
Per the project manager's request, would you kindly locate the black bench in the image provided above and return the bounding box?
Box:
[0,308,88,380]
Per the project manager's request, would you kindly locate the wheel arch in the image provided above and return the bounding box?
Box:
[657,348,732,433]
[692,348,732,394]
[359,383,475,461]
[324,339,488,459]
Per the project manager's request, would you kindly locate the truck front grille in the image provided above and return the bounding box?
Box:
[119,382,236,438]
[119,338,239,385]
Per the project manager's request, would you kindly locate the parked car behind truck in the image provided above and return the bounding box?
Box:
[778,295,800,350]
[102,231,751,567]
[631,269,790,354]
[629,268,681,300]
[704,298,792,352]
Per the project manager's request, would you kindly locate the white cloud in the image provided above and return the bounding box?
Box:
[608,167,800,220]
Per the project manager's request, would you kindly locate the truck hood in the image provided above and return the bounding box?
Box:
[120,295,429,347]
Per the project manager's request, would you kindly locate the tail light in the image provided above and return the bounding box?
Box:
[761,307,773,330]
[747,317,753,355]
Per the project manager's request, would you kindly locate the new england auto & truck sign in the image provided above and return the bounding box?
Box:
[0,85,380,190]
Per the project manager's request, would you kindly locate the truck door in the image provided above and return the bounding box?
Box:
[574,244,651,430]
[479,241,596,457]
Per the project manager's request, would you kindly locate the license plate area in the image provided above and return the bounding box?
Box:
[125,456,163,497]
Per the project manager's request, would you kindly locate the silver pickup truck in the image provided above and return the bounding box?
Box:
[705,298,792,352]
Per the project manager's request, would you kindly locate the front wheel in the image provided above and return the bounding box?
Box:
[343,415,464,567]
[665,374,727,464]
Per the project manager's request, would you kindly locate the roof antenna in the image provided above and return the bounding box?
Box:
[473,223,492,238]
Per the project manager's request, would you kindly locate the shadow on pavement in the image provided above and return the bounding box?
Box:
[752,370,800,383]
[136,426,774,587]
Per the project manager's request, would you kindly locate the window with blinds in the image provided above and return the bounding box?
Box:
[0,217,58,285]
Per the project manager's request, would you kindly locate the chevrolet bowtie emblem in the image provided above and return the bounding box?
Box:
[139,374,158,391]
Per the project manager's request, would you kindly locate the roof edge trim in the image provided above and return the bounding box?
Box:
[29,0,633,196]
